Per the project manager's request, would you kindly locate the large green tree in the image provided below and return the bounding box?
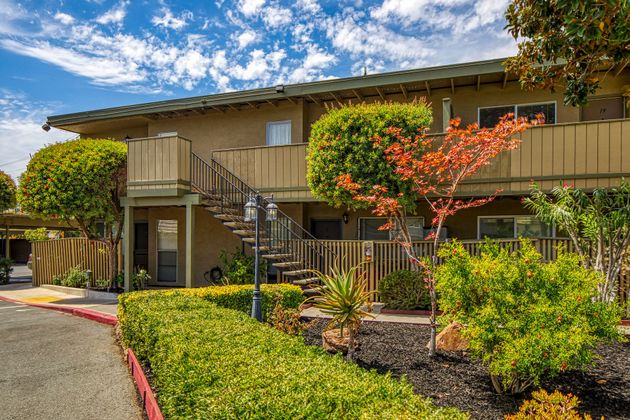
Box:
[307,101,432,212]
[505,0,629,106]
[18,139,127,288]
[0,170,16,212]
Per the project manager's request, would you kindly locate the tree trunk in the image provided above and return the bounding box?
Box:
[107,241,119,292]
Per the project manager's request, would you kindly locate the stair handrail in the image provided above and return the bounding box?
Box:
[191,152,336,264]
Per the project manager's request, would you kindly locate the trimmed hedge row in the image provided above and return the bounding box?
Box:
[120,283,303,322]
[118,290,465,419]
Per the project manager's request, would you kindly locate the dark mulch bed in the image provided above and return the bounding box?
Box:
[303,319,630,419]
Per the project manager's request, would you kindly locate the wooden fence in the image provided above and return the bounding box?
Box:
[31,238,122,286]
[284,238,629,305]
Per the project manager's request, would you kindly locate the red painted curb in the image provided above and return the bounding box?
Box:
[127,349,164,420]
[0,295,117,326]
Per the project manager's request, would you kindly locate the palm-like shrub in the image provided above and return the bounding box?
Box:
[310,264,373,360]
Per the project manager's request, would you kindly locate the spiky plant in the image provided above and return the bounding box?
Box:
[308,264,374,360]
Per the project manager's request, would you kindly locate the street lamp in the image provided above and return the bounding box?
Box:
[244,194,278,321]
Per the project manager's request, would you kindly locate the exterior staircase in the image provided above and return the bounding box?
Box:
[191,153,332,296]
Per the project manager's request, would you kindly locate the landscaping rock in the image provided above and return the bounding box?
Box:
[430,321,469,351]
[322,328,351,354]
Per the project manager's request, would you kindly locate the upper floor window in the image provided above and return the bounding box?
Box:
[266,120,291,146]
[478,102,556,128]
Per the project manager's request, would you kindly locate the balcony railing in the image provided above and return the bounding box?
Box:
[212,119,630,199]
[127,135,192,197]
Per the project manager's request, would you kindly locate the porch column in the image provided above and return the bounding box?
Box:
[123,204,134,292]
[185,202,194,288]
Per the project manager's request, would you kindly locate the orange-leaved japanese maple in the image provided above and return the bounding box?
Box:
[337,113,542,356]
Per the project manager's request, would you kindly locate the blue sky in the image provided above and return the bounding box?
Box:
[0,0,516,179]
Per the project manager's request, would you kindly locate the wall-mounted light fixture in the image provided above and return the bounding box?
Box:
[275,84,285,93]
[342,212,349,224]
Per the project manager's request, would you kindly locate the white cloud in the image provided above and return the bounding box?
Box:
[53,12,75,25]
[152,8,193,30]
[95,1,129,25]
[232,48,286,82]
[262,6,293,28]
[295,0,321,14]
[0,90,74,180]
[236,29,258,49]
[286,45,336,83]
[239,0,266,16]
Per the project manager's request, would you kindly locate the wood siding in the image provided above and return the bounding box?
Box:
[31,238,122,286]
[127,135,191,197]
[212,119,630,200]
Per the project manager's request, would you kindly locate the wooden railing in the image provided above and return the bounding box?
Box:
[211,119,630,199]
[283,238,629,306]
[31,238,122,286]
[127,135,192,197]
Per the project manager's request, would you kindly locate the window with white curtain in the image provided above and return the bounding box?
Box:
[266,120,292,145]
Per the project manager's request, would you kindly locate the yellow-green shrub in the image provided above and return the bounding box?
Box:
[506,389,592,420]
[118,292,465,419]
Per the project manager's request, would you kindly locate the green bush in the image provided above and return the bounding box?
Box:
[0,258,12,285]
[24,227,49,242]
[60,265,89,288]
[132,268,150,290]
[435,240,624,394]
[0,170,16,213]
[118,292,464,420]
[506,389,591,420]
[121,283,304,322]
[307,102,432,210]
[379,270,430,310]
[218,248,265,285]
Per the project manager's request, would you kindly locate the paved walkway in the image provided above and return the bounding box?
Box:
[301,305,431,325]
[0,283,118,315]
[0,299,142,420]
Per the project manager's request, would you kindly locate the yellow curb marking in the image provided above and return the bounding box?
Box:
[20,296,61,303]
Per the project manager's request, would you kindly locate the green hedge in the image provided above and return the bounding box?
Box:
[118,291,465,419]
[119,284,303,322]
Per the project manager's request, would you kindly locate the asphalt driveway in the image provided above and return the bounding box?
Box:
[0,300,142,420]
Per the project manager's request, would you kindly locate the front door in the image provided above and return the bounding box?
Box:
[133,222,148,270]
[310,219,343,240]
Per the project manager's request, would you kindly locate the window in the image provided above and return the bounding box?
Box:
[478,216,552,239]
[157,220,177,282]
[266,120,291,145]
[478,102,556,128]
[359,217,424,241]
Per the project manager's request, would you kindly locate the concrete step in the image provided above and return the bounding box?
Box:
[215,214,245,222]
[261,253,293,260]
[282,269,312,277]
[242,237,270,244]
[292,277,319,286]
[223,221,255,229]
[233,229,256,237]
[272,261,302,269]
[303,286,327,297]
[253,245,283,252]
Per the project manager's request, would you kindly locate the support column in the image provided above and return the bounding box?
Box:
[4,225,9,259]
[123,204,134,292]
[185,202,194,288]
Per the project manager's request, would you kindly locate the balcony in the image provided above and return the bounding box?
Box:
[212,118,630,199]
[127,135,192,197]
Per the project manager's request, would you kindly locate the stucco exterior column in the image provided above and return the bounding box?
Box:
[123,204,134,292]
[185,202,194,288]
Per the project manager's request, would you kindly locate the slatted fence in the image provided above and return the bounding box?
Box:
[31,238,122,286]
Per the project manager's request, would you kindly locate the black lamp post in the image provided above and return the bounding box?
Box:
[244,194,278,321]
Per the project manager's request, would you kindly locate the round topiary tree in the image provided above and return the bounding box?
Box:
[307,101,432,210]
[0,170,16,212]
[18,139,127,289]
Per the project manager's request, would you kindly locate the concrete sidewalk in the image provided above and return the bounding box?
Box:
[301,305,431,325]
[0,283,118,316]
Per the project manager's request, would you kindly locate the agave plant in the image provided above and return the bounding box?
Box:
[308,264,374,360]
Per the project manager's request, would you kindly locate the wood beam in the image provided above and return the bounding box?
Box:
[399,84,409,100]
[352,89,364,101]
[227,104,240,112]
[425,81,431,96]
[193,108,207,115]
[502,72,509,89]
[375,86,386,101]
[211,105,225,113]
[266,99,278,107]
[329,91,344,106]
[476,75,481,91]
[286,96,298,105]
[450,78,455,94]
[307,95,322,106]
[247,101,259,109]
